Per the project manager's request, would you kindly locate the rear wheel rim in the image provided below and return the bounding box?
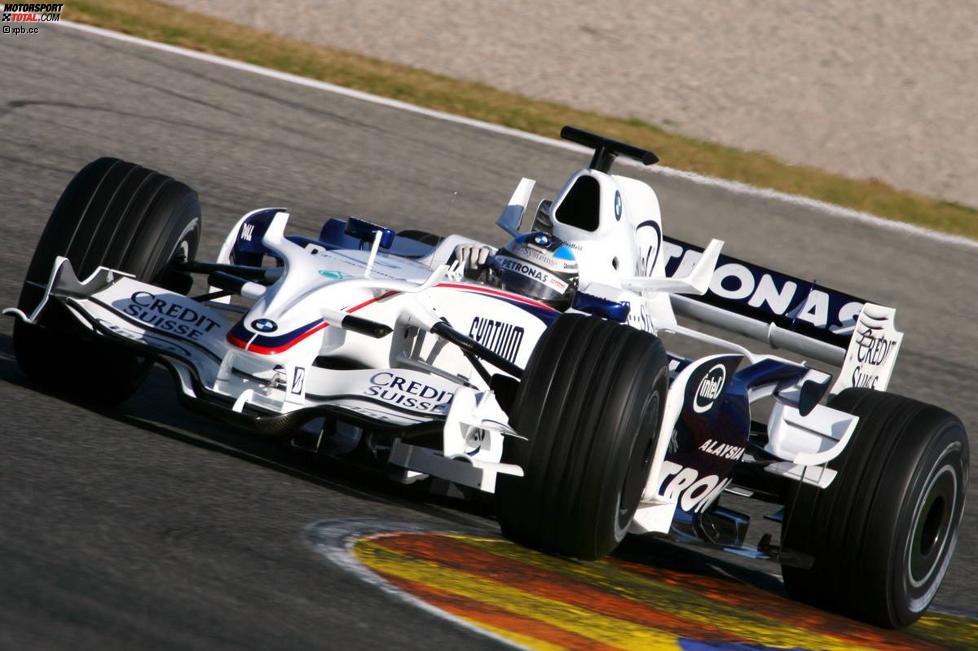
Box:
[908,461,958,589]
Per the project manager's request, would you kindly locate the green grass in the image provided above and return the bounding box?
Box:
[65,0,978,240]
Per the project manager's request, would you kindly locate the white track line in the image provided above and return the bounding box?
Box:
[57,20,977,251]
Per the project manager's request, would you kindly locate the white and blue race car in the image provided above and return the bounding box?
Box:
[5,127,968,628]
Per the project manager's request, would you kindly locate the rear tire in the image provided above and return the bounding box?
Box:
[781,388,969,627]
[13,157,201,404]
[496,314,668,560]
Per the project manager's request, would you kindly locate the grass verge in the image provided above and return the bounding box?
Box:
[64,0,978,240]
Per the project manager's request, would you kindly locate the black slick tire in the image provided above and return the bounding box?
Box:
[781,388,969,628]
[495,313,668,560]
[13,157,201,404]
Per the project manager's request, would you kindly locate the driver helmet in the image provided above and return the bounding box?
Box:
[491,232,579,309]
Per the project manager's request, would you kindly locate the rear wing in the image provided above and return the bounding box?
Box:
[663,238,902,393]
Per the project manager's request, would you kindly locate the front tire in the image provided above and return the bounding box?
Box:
[781,388,969,627]
[496,314,668,560]
[13,157,201,404]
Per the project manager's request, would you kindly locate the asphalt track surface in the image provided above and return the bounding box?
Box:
[1,26,975,649]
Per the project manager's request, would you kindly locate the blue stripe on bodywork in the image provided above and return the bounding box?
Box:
[228,317,324,348]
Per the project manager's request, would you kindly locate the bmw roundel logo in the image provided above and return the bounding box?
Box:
[251,318,278,333]
[614,191,622,220]
[532,232,551,246]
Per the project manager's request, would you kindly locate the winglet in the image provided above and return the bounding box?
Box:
[497,178,535,237]
[622,239,723,295]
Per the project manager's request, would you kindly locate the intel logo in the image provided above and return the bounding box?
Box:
[251,318,278,333]
[693,364,726,414]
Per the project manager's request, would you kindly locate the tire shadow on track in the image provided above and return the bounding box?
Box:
[3,335,975,649]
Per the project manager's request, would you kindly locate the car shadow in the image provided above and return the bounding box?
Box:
[0,329,789,599]
[0,330,495,524]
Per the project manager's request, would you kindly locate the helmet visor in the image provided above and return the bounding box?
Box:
[492,256,570,304]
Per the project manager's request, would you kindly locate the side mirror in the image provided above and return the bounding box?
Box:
[345,217,395,249]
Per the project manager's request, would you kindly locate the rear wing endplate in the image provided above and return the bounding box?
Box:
[663,238,902,391]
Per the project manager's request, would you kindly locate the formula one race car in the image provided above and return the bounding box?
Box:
[5,127,968,628]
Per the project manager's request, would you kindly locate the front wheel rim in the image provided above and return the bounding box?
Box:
[616,392,661,533]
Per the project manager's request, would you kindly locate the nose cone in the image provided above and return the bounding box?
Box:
[226,314,329,357]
